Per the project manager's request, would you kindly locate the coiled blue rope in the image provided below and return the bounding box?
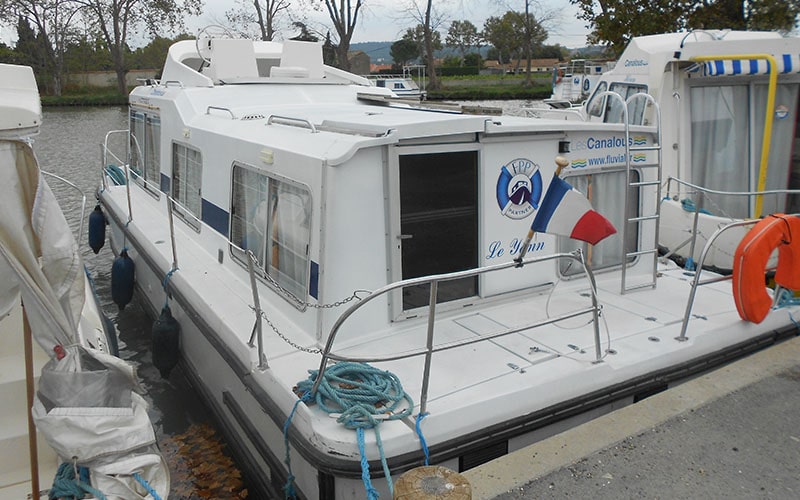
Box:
[284,362,416,498]
[49,462,107,500]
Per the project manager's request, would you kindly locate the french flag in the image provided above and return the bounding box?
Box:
[531,174,616,245]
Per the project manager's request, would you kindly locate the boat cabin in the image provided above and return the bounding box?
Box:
[119,39,658,344]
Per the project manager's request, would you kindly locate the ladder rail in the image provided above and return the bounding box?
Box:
[596,91,662,294]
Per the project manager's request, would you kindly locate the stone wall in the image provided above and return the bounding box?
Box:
[66,69,159,88]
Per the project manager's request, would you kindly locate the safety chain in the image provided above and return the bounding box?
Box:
[258,267,368,309]
[248,290,369,354]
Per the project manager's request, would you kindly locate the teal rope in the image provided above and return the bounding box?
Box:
[357,428,380,500]
[132,472,161,500]
[297,362,413,426]
[415,412,430,466]
[283,392,311,499]
[162,268,178,308]
[288,362,415,498]
[49,462,107,500]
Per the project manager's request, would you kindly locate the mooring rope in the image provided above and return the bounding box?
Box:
[283,362,417,499]
[49,462,107,500]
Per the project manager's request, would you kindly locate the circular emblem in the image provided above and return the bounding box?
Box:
[775,105,789,120]
[496,158,543,219]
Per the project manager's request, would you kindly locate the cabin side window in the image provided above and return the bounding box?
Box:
[603,83,647,124]
[586,81,608,117]
[171,142,203,230]
[129,108,161,197]
[559,170,639,276]
[229,164,311,304]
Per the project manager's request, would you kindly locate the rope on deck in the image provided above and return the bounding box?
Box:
[284,362,416,499]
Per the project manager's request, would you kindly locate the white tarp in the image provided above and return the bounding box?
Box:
[0,137,169,499]
[0,139,83,352]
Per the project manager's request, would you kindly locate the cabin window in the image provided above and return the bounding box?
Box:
[129,108,161,196]
[230,164,311,303]
[171,142,203,230]
[394,82,404,89]
[559,170,639,276]
[398,151,479,311]
[690,83,800,218]
[587,81,607,117]
[603,83,647,124]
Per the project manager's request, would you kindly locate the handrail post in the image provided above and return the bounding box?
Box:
[419,280,438,415]
[246,251,268,369]
[677,218,758,340]
[166,197,179,270]
[577,249,604,363]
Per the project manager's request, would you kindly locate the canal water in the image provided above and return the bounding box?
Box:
[33,107,250,499]
[32,100,539,499]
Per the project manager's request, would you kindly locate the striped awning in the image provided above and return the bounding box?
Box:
[703,54,800,76]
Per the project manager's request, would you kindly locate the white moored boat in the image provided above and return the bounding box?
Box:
[547,58,616,108]
[94,33,800,499]
[537,30,800,272]
[0,63,168,500]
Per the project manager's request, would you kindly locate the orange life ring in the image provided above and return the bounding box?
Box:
[732,213,800,323]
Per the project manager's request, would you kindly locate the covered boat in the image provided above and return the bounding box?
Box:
[0,63,168,500]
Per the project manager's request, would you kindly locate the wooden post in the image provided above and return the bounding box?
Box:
[393,466,471,500]
[22,304,40,500]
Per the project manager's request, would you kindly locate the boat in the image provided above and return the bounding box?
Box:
[94,33,800,499]
[536,30,800,272]
[0,63,169,499]
[546,58,616,108]
[365,65,426,99]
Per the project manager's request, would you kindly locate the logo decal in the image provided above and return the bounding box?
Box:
[496,158,543,219]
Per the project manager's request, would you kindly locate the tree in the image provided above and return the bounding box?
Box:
[317,0,364,71]
[402,24,442,61]
[289,21,319,42]
[390,38,419,66]
[463,52,482,69]
[2,0,83,95]
[484,10,546,78]
[76,0,203,94]
[446,20,480,65]
[225,0,290,41]
[483,14,518,66]
[571,0,800,56]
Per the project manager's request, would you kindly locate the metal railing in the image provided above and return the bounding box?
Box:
[41,171,87,244]
[662,176,800,264]
[311,250,604,414]
[676,218,765,341]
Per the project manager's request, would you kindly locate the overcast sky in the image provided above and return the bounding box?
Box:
[2,0,591,49]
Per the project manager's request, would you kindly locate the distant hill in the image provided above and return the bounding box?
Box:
[350,42,394,64]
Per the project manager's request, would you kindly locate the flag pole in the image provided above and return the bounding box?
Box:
[514,156,570,266]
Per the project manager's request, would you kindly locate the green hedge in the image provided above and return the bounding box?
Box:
[437,66,480,77]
